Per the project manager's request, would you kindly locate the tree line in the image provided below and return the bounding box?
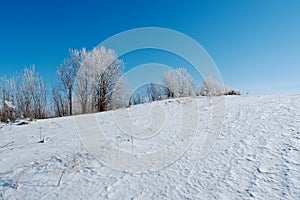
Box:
[0,46,239,123]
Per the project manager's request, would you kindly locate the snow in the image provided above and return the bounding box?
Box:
[0,95,299,199]
[9,120,31,126]
[4,101,16,110]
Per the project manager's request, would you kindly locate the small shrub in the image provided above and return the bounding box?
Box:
[225,90,241,95]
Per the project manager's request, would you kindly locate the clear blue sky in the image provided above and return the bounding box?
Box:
[0,0,299,94]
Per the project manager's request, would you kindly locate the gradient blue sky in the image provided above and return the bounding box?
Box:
[0,0,299,94]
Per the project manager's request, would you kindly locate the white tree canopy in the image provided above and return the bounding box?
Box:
[163,67,196,98]
[74,46,126,113]
[200,76,229,96]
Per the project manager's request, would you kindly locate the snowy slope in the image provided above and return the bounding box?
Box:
[0,95,299,199]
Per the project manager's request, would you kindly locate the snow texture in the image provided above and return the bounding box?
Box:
[0,95,299,199]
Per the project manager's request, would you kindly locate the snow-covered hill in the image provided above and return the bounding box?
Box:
[0,95,299,199]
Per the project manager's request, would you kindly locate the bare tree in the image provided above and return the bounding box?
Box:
[52,84,69,117]
[147,83,165,102]
[129,93,145,105]
[57,49,80,116]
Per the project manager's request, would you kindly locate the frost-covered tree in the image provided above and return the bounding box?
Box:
[57,49,80,116]
[74,46,125,113]
[89,46,123,112]
[0,66,47,121]
[163,67,195,98]
[177,68,195,97]
[32,76,47,119]
[74,50,90,114]
[12,66,47,119]
[19,67,35,118]
[200,76,227,96]
[0,77,16,122]
[109,78,130,110]
[163,70,176,98]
